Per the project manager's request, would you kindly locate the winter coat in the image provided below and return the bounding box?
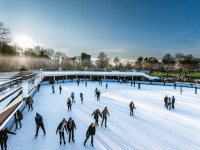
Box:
[35,114,43,126]
[92,110,101,120]
[67,120,76,131]
[0,128,16,141]
[167,98,171,104]
[27,96,34,105]
[14,111,23,121]
[56,122,67,134]
[101,109,109,118]
[172,98,175,104]
[164,97,168,103]
[129,103,136,110]
[86,125,95,136]
[67,100,72,106]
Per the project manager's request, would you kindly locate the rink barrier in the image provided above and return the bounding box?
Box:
[40,79,199,88]
[6,87,37,130]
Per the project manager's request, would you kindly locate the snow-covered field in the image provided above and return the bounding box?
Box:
[8,82,200,150]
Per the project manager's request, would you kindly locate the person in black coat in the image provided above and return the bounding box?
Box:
[129,101,136,116]
[91,109,101,126]
[84,123,96,146]
[80,93,83,104]
[171,96,175,109]
[96,91,100,101]
[138,82,141,89]
[59,85,62,94]
[106,83,108,89]
[14,110,23,130]
[37,84,40,92]
[0,127,16,150]
[56,118,68,145]
[35,112,46,137]
[164,95,168,109]
[67,117,76,142]
[195,86,197,94]
[67,98,72,111]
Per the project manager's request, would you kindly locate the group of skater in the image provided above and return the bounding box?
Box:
[164,95,176,110]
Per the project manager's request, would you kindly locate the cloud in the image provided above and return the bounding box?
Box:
[102,49,127,53]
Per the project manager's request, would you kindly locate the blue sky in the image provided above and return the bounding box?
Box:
[1,0,200,60]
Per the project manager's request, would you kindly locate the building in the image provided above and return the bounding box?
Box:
[81,53,91,62]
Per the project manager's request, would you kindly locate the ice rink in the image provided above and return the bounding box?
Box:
[7,81,200,150]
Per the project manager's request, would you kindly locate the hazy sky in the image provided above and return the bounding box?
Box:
[1,0,200,60]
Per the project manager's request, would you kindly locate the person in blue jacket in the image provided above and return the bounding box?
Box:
[35,112,46,137]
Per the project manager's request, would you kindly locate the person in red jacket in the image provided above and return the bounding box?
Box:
[67,117,76,142]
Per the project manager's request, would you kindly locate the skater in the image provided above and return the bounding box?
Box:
[195,86,197,94]
[100,80,102,86]
[35,112,46,137]
[164,95,168,109]
[77,79,80,86]
[80,93,83,104]
[174,82,176,89]
[172,96,175,109]
[131,81,133,86]
[27,96,34,111]
[59,85,62,94]
[94,88,98,97]
[14,110,23,130]
[138,82,141,89]
[134,80,135,87]
[96,91,101,101]
[71,92,75,103]
[101,107,110,128]
[0,127,16,150]
[91,109,101,126]
[52,85,55,93]
[106,83,108,89]
[56,118,68,145]
[67,98,72,111]
[37,84,40,92]
[163,80,165,86]
[85,81,87,87]
[84,123,96,147]
[129,101,136,116]
[167,97,172,110]
[67,117,76,142]
[180,87,183,95]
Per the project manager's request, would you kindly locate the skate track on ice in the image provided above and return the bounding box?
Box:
[8,82,200,150]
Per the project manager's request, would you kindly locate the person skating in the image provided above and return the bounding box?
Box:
[26,96,34,111]
[37,84,40,92]
[100,80,102,86]
[94,88,98,97]
[96,91,100,101]
[101,107,110,128]
[71,92,75,103]
[84,123,96,147]
[35,112,46,137]
[174,82,176,89]
[134,80,135,87]
[91,109,101,126]
[164,95,168,109]
[195,86,197,94]
[131,81,133,86]
[138,82,141,89]
[180,87,183,95]
[67,98,72,111]
[172,96,175,109]
[14,110,23,130]
[129,101,136,116]
[67,117,76,142]
[0,127,16,150]
[80,93,83,104]
[52,85,55,93]
[106,83,108,89]
[77,79,80,86]
[85,81,87,87]
[59,85,62,94]
[167,97,172,110]
[56,118,68,145]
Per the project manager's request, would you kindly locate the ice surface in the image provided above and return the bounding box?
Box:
[7,82,200,150]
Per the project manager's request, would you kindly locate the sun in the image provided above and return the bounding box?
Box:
[15,35,35,49]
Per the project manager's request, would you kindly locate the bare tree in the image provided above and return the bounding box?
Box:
[162,54,176,78]
[97,52,110,71]
[135,56,143,70]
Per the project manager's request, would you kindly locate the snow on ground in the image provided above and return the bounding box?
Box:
[8,82,200,150]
